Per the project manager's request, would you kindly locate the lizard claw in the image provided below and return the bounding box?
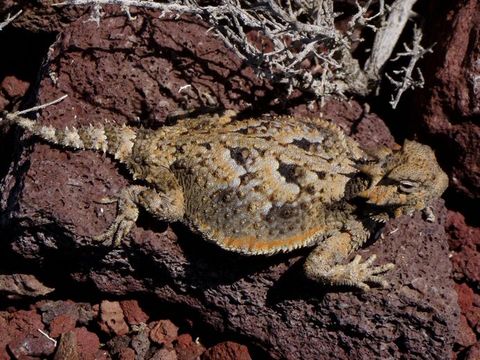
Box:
[93,192,139,246]
[95,196,118,205]
[344,254,395,291]
[92,212,137,246]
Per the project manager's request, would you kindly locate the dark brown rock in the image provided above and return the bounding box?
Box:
[0,6,460,360]
[7,332,56,358]
[414,0,480,200]
[38,300,96,328]
[202,341,251,360]
[1,75,29,99]
[0,73,29,114]
[106,335,131,358]
[0,0,86,33]
[0,274,54,297]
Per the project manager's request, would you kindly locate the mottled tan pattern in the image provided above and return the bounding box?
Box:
[5,112,448,290]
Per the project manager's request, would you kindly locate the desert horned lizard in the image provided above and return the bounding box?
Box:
[3,109,448,290]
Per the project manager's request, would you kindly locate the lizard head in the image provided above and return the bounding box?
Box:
[356,140,448,219]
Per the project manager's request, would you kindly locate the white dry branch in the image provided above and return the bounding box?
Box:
[385,26,432,108]
[11,94,69,117]
[364,0,418,79]
[1,95,69,129]
[51,0,425,106]
[0,9,22,31]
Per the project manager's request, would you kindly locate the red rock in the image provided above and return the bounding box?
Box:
[466,343,480,360]
[99,300,129,336]
[466,306,480,332]
[446,211,480,250]
[202,341,252,360]
[118,348,135,360]
[2,308,46,359]
[175,334,205,360]
[0,314,12,359]
[150,348,178,360]
[120,300,148,325]
[8,310,44,333]
[149,320,179,346]
[0,75,30,99]
[447,211,480,288]
[415,0,480,199]
[472,293,480,308]
[72,327,101,360]
[0,95,7,112]
[457,315,477,347]
[50,313,77,337]
[94,349,111,360]
[7,332,56,358]
[455,283,474,313]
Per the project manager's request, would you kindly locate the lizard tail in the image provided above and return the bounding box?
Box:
[5,114,137,162]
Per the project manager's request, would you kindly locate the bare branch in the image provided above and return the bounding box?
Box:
[364,0,418,80]
[49,0,429,106]
[386,26,432,108]
[0,9,22,31]
[52,0,352,98]
[11,95,69,117]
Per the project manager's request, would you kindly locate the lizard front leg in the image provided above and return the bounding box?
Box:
[303,226,394,291]
[94,184,185,246]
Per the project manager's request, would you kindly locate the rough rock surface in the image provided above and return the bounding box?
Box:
[411,1,480,356]
[0,8,460,359]
[0,298,249,360]
[414,0,480,201]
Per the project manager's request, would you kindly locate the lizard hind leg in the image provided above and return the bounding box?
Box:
[303,232,395,291]
[94,185,185,246]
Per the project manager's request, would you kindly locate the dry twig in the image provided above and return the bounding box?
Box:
[386,26,432,108]
[0,9,22,31]
[50,0,427,106]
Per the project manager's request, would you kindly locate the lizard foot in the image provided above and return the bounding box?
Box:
[93,189,140,246]
[327,255,395,291]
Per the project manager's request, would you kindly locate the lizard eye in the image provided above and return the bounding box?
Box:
[398,180,418,194]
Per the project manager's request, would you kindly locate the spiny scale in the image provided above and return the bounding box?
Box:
[8,115,136,162]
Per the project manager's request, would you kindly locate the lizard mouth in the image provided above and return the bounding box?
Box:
[358,201,399,221]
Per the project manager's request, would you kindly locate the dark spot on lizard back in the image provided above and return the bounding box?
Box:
[278,162,302,184]
[291,138,313,151]
[230,147,250,166]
